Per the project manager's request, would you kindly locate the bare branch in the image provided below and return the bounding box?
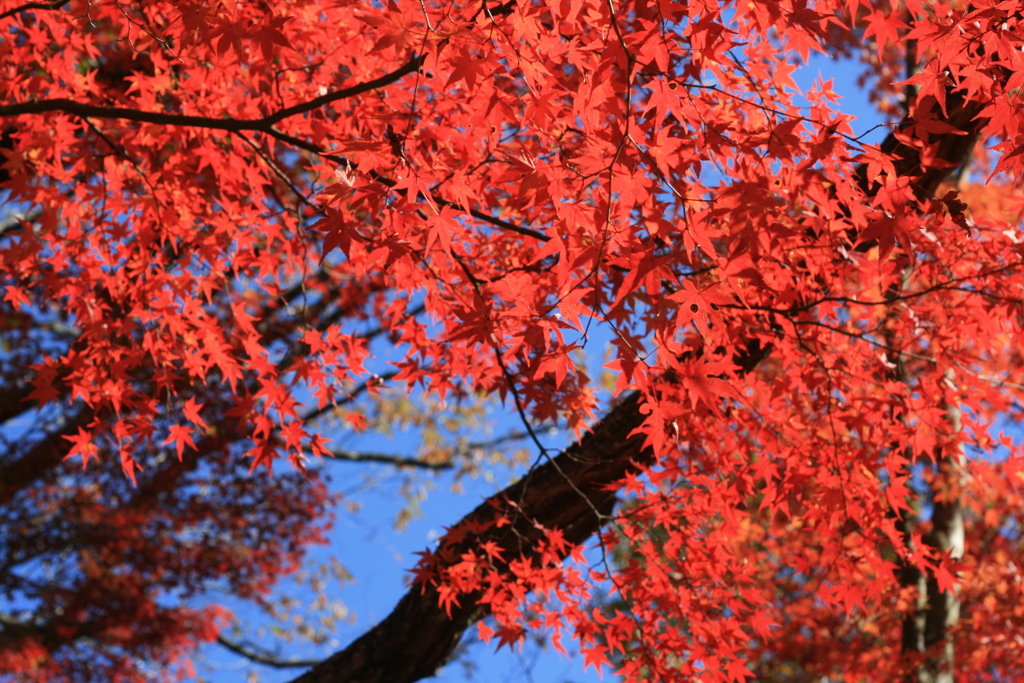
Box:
[326,448,454,470]
[323,431,530,470]
[0,0,69,21]
[217,636,323,669]
[0,57,424,132]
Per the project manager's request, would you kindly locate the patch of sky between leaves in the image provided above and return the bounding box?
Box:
[794,51,889,147]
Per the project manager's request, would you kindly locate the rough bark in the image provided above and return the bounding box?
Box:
[856,90,983,203]
[289,392,650,683]
[903,372,965,683]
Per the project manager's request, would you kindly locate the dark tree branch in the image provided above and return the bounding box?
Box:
[324,431,530,470]
[0,409,92,507]
[0,58,549,243]
[299,371,400,426]
[855,88,984,202]
[368,170,550,241]
[326,448,455,470]
[0,0,69,21]
[0,57,424,132]
[288,391,650,683]
[0,385,34,426]
[217,636,324,669]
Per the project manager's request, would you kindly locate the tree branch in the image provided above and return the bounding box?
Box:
[217,635,324,669]
[0,57,424,132]
[323,431,530,470]
[0,57,549,243]
[0,0,69,22]
[287,390,651,683]
[326,448,455,470]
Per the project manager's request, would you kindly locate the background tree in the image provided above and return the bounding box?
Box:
[2,0,1024,682]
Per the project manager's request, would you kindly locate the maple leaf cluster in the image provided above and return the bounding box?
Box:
[3,0,1024,679]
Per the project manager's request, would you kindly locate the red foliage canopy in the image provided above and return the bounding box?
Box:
[2,0,1024,679]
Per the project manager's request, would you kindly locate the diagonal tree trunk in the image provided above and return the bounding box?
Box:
[288,392,651,683]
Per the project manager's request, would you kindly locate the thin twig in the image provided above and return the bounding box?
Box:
[217,636,322,669]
